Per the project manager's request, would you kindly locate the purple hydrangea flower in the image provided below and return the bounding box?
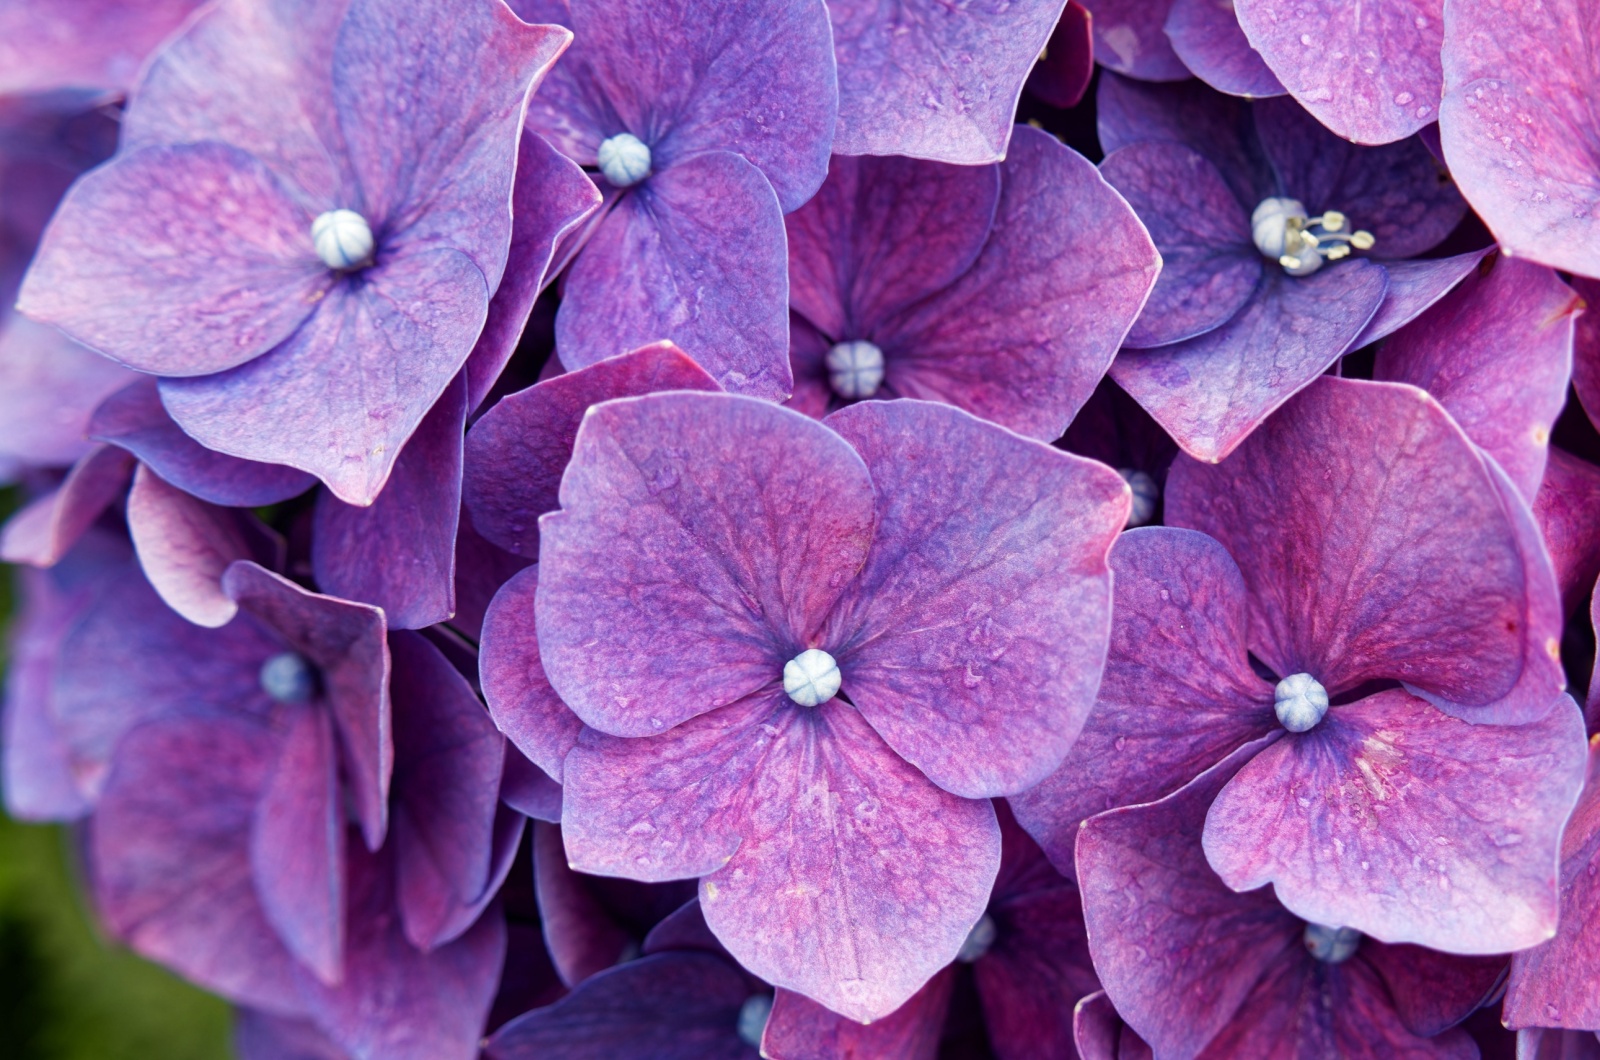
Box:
[1440,0,1600,281]
[1075,744,1507,1058]
[19,0,580,504]
[763,802,1099,1060]
[1013,376,1584,953]
[514,0,836,399]
[783,127,1159,439]
[825,0,1068,163]
[1097,75,1468,461]
[1233,0,1444,143]
[482,391,1128,1020]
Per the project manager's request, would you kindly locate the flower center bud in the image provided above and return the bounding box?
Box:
[1303,922,1361,963]
[1274,672,1329,733]
[737,994,773,1047]
[597,132,652,188]
[260,651,317,704]
[1251,197,1374,277]
[825,340,885,400]
[1118,468,1159,528]
[956,913,997,962]
[311,209,375,271]
[783,648,841,707]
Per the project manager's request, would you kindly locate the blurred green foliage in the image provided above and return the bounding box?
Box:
[0,484,234,1060]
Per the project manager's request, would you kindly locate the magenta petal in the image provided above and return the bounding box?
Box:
[389,630,506,951]
[1575,277,1600,430]
[1349,251,1490,349]
[18,143,327,375]
[127,464,268,628]
[822,400,1126,797]
[536,392,875,736]
[1164,0,1285,98]
[1204,688,1586,952]
[0,0,203,94]
[828,0,1062,164]
[1073,992,1153,1060]
[1075,741,1297,1058]
[1517,1030,1600,1058]
[762,972,952,1060]
[451,513,532,642]
[1362,941,1505,1037]
[312,374,466,630]
[1081,0,1189,81]
[783,317,834,421]
[222,562,392,851]
[1234,0,1442,144]
[485,950,757,1060]
[1026,2,1095,109]
[1440,0,1600,279]
[1506,751,1600,1031]
[1536,449,1600,615]
[533,820,635,986]
[481,566,582,781]
[0,444,134,567]
[1009,527,1277,876]
[464,342,721,560]
[1375,255,1579,502]
[1097,141,1261,349]
[159,248,489,506]
[1165,376,1543,706]
[785,154,1001,343]
[294,844,507,1060]
[555,153,791,401]
[464,131,601,411]
[873,128,1161,439]
[91,712,301,1012]
[89,378,313,507]
[1113,263,1388,462]
[252,705,346,985]
[0,317,134,469]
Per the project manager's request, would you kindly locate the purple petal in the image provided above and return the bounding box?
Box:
[90,712,302,1011]
[0,316,134,468]
[563,696,1001,1022]
[533,820,636,986]
[1234,0,1442,143]
[0,0,204,94]
[481,566,582,780]
[390,630,506,951]
[785,154,1001,344]
[1009,527,1276,877]
[485,950,757,1060]
[158,247,488,506]
[235,1009,348,1060]
[222,561,391,850]
[451,512,533,642]
[1574,277,1600,431]
[0,444,133,567]
[1375,255,1579,502]
[1081,0,1189,81]
[1165,376,1543,707]
[1075,740,1298,1058]
[1203,688,1586,952]
[464,131,601,411]
[312,374,465,630]
[464,341,721,560]
[762,972,951,1060]
[252,704,346,985]
[294,844,507,1060]
[1025,3,1095,109]
[1348,251,1490,349]
[823,399,1128,797]
[1505,750,1600,1031]
[501,751,562,822]
[783,317,835,421]
[1096,74,1270,208]
[1110,263,1388,463]
[1362,941,1505,1037]
[872,127,1161,439]
[555,152,791,401]
[1073,992,1153,1060]
[1097,141,1260,349]
[17,143,327,375]
[89,378,314,507]
[1439,0,1600,278]
[827,0,1062,164]
[1517,1030,1600,1059]
[127,464,274,627]
[536,392,875,737]
[1164,0,1285,98]
[1536,449,1600,615]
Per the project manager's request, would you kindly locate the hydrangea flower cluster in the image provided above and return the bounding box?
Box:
[4,0,1600,1057]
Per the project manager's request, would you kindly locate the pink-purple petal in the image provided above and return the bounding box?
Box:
[1536,449,1600,615]
[126,464,267,628]
[1348,251,1490,349]
[0,443,134,567]
[0,317,134,469]
[1164,0,1285,99]
[0,0,205,95]
[1081,0,1189,81]
[762,973,951,1060]
[1025,2,1095,109]
[481,565,582,781]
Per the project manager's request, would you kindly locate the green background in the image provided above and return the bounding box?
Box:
[0,485,234,1059]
